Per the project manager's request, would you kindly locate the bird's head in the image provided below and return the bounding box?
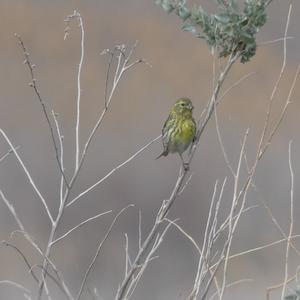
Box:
[172,98,194,116]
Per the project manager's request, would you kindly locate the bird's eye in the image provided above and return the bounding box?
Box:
[180,103,185,107]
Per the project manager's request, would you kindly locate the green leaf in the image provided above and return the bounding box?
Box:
[162,3,175,13]
[214,14,230,24]
[181,23,196,34]
[178,6,191,21]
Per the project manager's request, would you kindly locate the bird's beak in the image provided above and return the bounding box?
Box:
[189,103,194,110]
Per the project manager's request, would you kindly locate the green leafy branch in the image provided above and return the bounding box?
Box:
[155,0,268,63]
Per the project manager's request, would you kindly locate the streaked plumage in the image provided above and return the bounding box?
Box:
[157,98,196,169]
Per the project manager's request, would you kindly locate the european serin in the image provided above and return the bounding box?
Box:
[156,98,196,170]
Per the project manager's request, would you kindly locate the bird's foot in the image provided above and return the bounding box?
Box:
[183,162,190,171]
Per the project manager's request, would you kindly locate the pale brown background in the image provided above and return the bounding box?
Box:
[0,0,300,299]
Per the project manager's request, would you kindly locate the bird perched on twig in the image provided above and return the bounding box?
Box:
[156,98,196,170]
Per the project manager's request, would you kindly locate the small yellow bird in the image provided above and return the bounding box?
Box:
[156,98,197,170]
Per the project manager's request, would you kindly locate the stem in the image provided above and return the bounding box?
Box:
[75,12,84,171]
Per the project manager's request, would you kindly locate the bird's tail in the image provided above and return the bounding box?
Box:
[155,151,168,160]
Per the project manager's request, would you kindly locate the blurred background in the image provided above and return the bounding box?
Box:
[0,0,299,299]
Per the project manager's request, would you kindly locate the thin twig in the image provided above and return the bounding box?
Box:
[244,173,300,257]
[74,42,146,184]
[15,34,69,187]
[76,205,134,300]
[123,220,175,299]
[69,11,85,171]
[214,100,235,176]
[51,210,112,245]
[225,234,300,262]
[51,111,65,207]
[1,192,72,300]
[0,132,53,224]
[194,181,220,298]
[138,210,142,251]
[267,272,300,300]
[0,280,31,296]
[208,279,253,300]
[1,194,73,300]
[63,10,85,172]
[217,72,256,105]
[1,241,39,282]
[258,36,294,47]
[259,3,291,152]
[281,141,294,300]
[178,172,194,195]
[124,233,131,276]
[103,48,116,109]
[0,146,20,163]
[218,129,250,300]
[67,135,161,207]
[259,63,299,160]
[164,218,202,255]
[0,190,25,231]
[30,265,69,298]
[265,0,276,7]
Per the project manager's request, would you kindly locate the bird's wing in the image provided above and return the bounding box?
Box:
[192,118,197,141]
[161,112,176,151]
